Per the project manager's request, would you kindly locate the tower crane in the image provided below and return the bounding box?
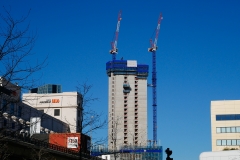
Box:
[148,13,163,145]
[109,10,122,61]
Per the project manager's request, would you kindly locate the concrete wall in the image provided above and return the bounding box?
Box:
[108,73,147,150]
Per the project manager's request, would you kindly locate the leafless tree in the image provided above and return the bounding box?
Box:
[76,82,107,136]
[76,81,107,159]
[0,7,46,158]
[0,7,46,91]
[109,117,122,160]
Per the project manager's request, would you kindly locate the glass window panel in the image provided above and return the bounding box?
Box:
[232,140,237,146]
[231,127,236,133]
[221,128,226,133]
[236,127,240,133]
[216,115,221,121]
[226,127,231,133]
[226,115,231,120]
[222,140,226,146]
[221,115,226,120]
[230,115,236,120]
[227,140,231,146]
[216,128,221,133]
[217,140,221,146]
[236,114,240,120]
[237,140,240,146]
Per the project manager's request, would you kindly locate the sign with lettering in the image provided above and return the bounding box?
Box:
[52,99,60,103]
[39,99,51,103]
[39,99,60,103]
[67,137,78,148]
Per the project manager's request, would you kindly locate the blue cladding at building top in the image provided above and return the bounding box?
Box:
[106,60,149,78]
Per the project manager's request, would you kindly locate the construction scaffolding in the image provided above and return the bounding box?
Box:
[91,145,163,160]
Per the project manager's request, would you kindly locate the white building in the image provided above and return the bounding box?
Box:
[106,60,149,150]
[200,150,240,160]
[211,100,240,151]
[22,90,83,133]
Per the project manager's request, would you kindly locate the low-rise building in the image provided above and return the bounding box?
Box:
[0,78,69,134]
[211,100,240,151]
[22,86,83,133]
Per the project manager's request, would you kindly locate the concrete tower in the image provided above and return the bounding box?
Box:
[106,60,149,150]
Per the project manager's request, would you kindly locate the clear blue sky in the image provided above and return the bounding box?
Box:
[2,0,240,159]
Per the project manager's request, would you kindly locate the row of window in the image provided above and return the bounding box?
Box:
[217,139,240,146]
[216,114,240,121]
[216,127,240,133]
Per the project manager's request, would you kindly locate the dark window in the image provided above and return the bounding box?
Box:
[2,99,7,112]
[39,109,44,113]
[12,122,15,129]
[216,114,240,121]
[3,119,7,126]
[54,109,60,116]
[236,114,240,120]
[10,103,14,114]
[18,106,22,117]
[52,85,57,93]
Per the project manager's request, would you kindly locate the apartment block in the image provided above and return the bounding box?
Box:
[106,60,148,150]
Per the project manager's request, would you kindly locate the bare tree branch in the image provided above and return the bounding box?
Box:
[0,7,47,90]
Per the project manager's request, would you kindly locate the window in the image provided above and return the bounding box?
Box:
[3,119,7,126]
[216,114,240,121]
[227,140,231,146]
[18,106,22,117]
[218,139,240,146]
[38,109,44,113]
[217,140,222,146]
[232,140,237,146]
[222,140,226,145]
[231,127,236,133]
[237,140,240,145]
[12,122,15,129]
[2,99,7,112]
[10,103,14,114]
[54,109,60,116]
[236,127,240,133]
[217,126,240,133]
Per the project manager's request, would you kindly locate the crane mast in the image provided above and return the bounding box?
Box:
[148,13,163,145]
[109,10,122,60]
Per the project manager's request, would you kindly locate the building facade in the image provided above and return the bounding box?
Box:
[22,91,83,133]
[0,78,69,134]
[106,60,149,150]
[211,100,240,151]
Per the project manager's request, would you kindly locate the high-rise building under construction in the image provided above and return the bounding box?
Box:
[106,59,149,150]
